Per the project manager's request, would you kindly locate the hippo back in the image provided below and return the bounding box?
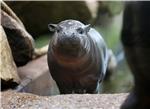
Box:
[88,28,109,79]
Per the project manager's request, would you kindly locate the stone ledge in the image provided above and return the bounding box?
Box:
[1,91,128,109]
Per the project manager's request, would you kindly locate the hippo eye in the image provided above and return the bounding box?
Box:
[57,29,60,33]
[76,27,84,34]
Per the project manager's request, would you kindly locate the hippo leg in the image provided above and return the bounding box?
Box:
[121,47,150,109]
[121,2,150,109]
[57,84,73,94]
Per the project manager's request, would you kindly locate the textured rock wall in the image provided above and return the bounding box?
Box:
[0,26,20,90]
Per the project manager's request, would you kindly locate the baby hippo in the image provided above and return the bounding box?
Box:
[47,20,109,94]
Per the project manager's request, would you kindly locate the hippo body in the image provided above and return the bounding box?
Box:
[47,20,109,94]
[121,2,150,109]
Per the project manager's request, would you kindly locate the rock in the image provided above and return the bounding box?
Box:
[0,26,20,90]
[1,1,24,28]
[1,91,128,109]
[94,1,124,26]
[17,55,59,96]
[1,2,35,66]
[33,45,48,59]
[6,1,99,37]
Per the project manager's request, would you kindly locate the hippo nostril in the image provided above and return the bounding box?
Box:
[69,37,80,46]
[58,36,80,46]
[55,35,82,57]
[71,33,75,37]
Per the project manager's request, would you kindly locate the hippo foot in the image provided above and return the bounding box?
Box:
[121,90,150,109]
[121,91,138,109]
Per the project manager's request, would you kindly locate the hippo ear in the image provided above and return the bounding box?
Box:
[48,24,57,32]
[84,24,91,33]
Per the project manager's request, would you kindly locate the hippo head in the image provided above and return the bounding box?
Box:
[48,20,91,59]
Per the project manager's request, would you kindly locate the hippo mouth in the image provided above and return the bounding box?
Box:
[54,43,83,58]
[51,42,90,67]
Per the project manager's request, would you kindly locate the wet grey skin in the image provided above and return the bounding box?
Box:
[121,2,150,109]
[47,20,109,94]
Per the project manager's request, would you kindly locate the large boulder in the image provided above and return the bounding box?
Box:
[0,26,20,90]
[1,2,35,66]
[17,55,59,96]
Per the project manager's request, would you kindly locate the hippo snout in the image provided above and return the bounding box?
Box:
[57,34,81,48]
[54,34,83,57]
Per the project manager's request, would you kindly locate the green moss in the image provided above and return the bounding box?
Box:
[103,61,133,93]
[35,34,51,48]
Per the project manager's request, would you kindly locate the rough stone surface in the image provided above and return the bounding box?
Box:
[1,2,34,66]
[17,55,59,96]
[33,45,48,59]
[0,26,20,85]
[1,91,128,109]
